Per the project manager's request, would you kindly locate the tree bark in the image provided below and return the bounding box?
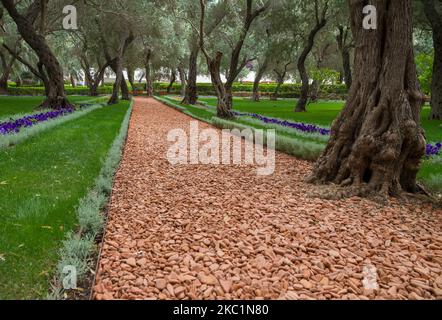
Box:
[127,66,135,91]
[90,69,105,96]
[252,57,268,102]
[69,74,76,87]
[342,48,352,90]
[108,58,123,105]
[310,80,319,103]
[14,73,22,87]
[166,69,176,94]
[336,25,353,90]
[271,64,289,101]
[182,1,228,105]
[81,56,108,97]
[207,52,233,118]
[145,48,153,97]
[308,0,426,198]
[178,66,187,97]
[0,50,15,94]
[138,71,145,83]
[295,8,327,112]
[182,47,199,104]
[120,73,130,100]
[108,39,126,105]
[0,78,8,93]
[430,35,442,120]
[107,60,130,100]
[199,0,268,118]
[421,0,442,120]
[1,0,72,109]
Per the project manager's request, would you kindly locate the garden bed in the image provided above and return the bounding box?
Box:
[0,99,131,299]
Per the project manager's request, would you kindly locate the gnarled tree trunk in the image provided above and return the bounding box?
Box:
[1,0,72,109]
[308,0,426,198]
[145,49,153,97]
[336,25,353,91]
[108,57,123,105]
[342,48,352,91]
[207,52,233,118]
[295,14,327,112]
[127,66,135,91]
[69,74,76,88]
[0,47,16,94]
[120,73,130,100]
[430,37,442,120]
[252,57,268,102]
[310,80,319,103]
[271,64,289,101]
[182,47,199,104]
[422,0,442,120]
[178,66,187,97]
[199,0,269,119]
[166,69,176,94]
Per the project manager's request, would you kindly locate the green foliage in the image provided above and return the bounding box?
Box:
[57,236,95,280]
[311,68,341,85]
[415,51,434,95]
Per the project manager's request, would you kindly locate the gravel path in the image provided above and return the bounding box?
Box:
[93,97,442,300]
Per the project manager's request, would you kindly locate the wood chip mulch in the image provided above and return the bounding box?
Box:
[93,97,442,300]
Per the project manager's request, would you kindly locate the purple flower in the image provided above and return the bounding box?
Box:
[426,143,442,157]
[0,107,74,136]
[233,111,331,136]
[233,111,441,157]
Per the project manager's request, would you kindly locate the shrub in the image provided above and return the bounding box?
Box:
[6,82,348,99]
[50,101,133,299]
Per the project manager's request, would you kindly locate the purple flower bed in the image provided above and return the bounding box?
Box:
[427,143,442,157]
[232,111,331,135]
[233,111,441,157]
[0,108,74,135]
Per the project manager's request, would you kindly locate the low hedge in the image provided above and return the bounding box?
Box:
[6,82,348,99]
[148,82,347,99]
[7,86,114,96]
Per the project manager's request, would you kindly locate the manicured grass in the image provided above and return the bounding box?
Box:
[0,101,130,299]
[199,97,442,143]
[0,96,106,119]
[165,95,442,192]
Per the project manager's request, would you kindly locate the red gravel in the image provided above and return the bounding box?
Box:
[93,97,442,300]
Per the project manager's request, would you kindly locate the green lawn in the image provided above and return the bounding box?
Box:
[199,97,442,143]
[165,95,442,193]
[0,96,107,119]
[0,100,130,299]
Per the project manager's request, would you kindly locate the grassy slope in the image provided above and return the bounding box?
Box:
[0,101,129,299]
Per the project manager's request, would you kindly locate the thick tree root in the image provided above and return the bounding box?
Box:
[217,108,234,119]
[307,181,435,206]
[37,96,75,110]
[307,0,428,200]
